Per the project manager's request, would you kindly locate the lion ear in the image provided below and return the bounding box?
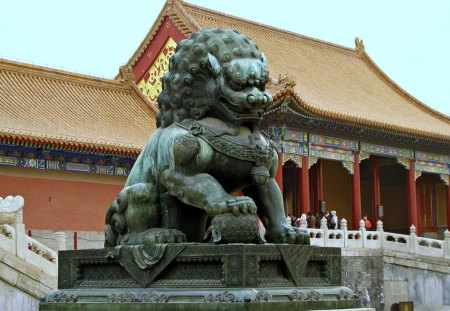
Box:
[260,52,268,68]
[207,53,221,77]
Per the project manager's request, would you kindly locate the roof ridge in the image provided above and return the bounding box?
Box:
[120,1,172,72]
[171,0,201,31]
[181,1,358,55]
[0,58,127,90]
[360,52,450,122]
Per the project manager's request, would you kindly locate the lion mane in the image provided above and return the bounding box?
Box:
[156,28,269,128]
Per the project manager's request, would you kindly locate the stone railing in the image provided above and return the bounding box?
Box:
[306,217,450,260]
[0,210,59,277]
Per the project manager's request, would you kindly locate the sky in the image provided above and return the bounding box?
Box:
[1,0,449,116]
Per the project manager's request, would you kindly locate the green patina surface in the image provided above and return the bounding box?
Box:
[104,28,309,247]
[40,300,358,311]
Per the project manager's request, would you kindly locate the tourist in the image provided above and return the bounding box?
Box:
[286,214,292,226]
[324,210,331,227]
[315,213,321,229]
[290,215,297,227]
[307,212,316,228]
[363,215,372,230]
[330,210,339,229]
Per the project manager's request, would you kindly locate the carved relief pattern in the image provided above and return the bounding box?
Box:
[415,171,423,180]
[282,153,301,167]
[140,291,169,303]
[206,291,239,303]
[306,290,322,301]
[342,161,354,175]
[358,152,370,163]
[336,289,353,300]
[439,174,449,185]
[109,292,138,303]
[44,292,77,303]
[178,120,274,164]
[137,37,177,101]
[289,290,306,301]
[396,157,410,170]
[254,290,272,302]
[308,156,318,169]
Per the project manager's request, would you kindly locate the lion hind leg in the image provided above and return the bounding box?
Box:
[104,182,160,246]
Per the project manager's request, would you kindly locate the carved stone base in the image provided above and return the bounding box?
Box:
[40,287,362,310]
[41,244,362,310]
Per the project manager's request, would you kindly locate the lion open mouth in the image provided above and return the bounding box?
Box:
[218,96,263,123]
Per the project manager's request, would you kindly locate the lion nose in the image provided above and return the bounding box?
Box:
[247,92,265,107]
[247,91,267,107]
[247,94,256,105]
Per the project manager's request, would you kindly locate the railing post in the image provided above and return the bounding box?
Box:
[14,208,23,225]
[14,223,26,259]
[444,230,450,259]
[74,231,78,250]
[340,218,348,247]
[377,220,384,249]
[320,217,328,246]
[55,231,67,251]
[409,225,416,254]
[300,216,307,229]
[359,219,366,248]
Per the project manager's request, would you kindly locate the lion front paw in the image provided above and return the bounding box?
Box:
[128,228,187,245]
[206,195,257,216]
[265,224,310,245]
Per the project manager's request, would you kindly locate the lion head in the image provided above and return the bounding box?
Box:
[157,28,273,128]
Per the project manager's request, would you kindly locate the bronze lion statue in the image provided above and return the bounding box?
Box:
[105,28,309,246]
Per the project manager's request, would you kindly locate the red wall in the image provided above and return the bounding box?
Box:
[0,172,124,231]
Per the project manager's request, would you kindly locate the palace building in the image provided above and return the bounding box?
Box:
[1,0,449,241]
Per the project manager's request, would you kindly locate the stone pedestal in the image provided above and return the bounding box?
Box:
[40,244,361,310]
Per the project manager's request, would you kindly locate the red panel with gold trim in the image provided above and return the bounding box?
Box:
[138,37,177,101]
[133,16,186,82]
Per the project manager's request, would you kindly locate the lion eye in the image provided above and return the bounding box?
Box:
[228,79,243,91]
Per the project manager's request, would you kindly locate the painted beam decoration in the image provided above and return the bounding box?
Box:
[309,134,359,151]
[0,145,133,176]
[360,142,413,159]
[137,37,177,101]
[308,133,356,174]
[415,151,450,182]
[265,127,449,179]
[268,127,307,154]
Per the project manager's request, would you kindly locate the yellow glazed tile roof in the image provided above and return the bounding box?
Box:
[0,59,157,155]
[129,0,450,142]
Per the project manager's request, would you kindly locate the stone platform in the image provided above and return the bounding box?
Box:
[40,244,361,310]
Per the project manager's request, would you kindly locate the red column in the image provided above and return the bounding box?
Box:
[314,159,323,213]
[446,178,450,230]
[299,155,310,215]
[316,159,323,206]
[275,152,283,194]
[407,159,418,234]
[371,156,381,223]
[351,152,362,229]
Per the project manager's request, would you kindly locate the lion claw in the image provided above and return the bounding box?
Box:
[207,195,256,216]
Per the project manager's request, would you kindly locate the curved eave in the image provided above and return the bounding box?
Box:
[267,89,450,143]
[0,131,142,158]
[360,51,450,124]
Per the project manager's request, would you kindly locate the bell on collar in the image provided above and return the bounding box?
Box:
[250,165,270,185]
